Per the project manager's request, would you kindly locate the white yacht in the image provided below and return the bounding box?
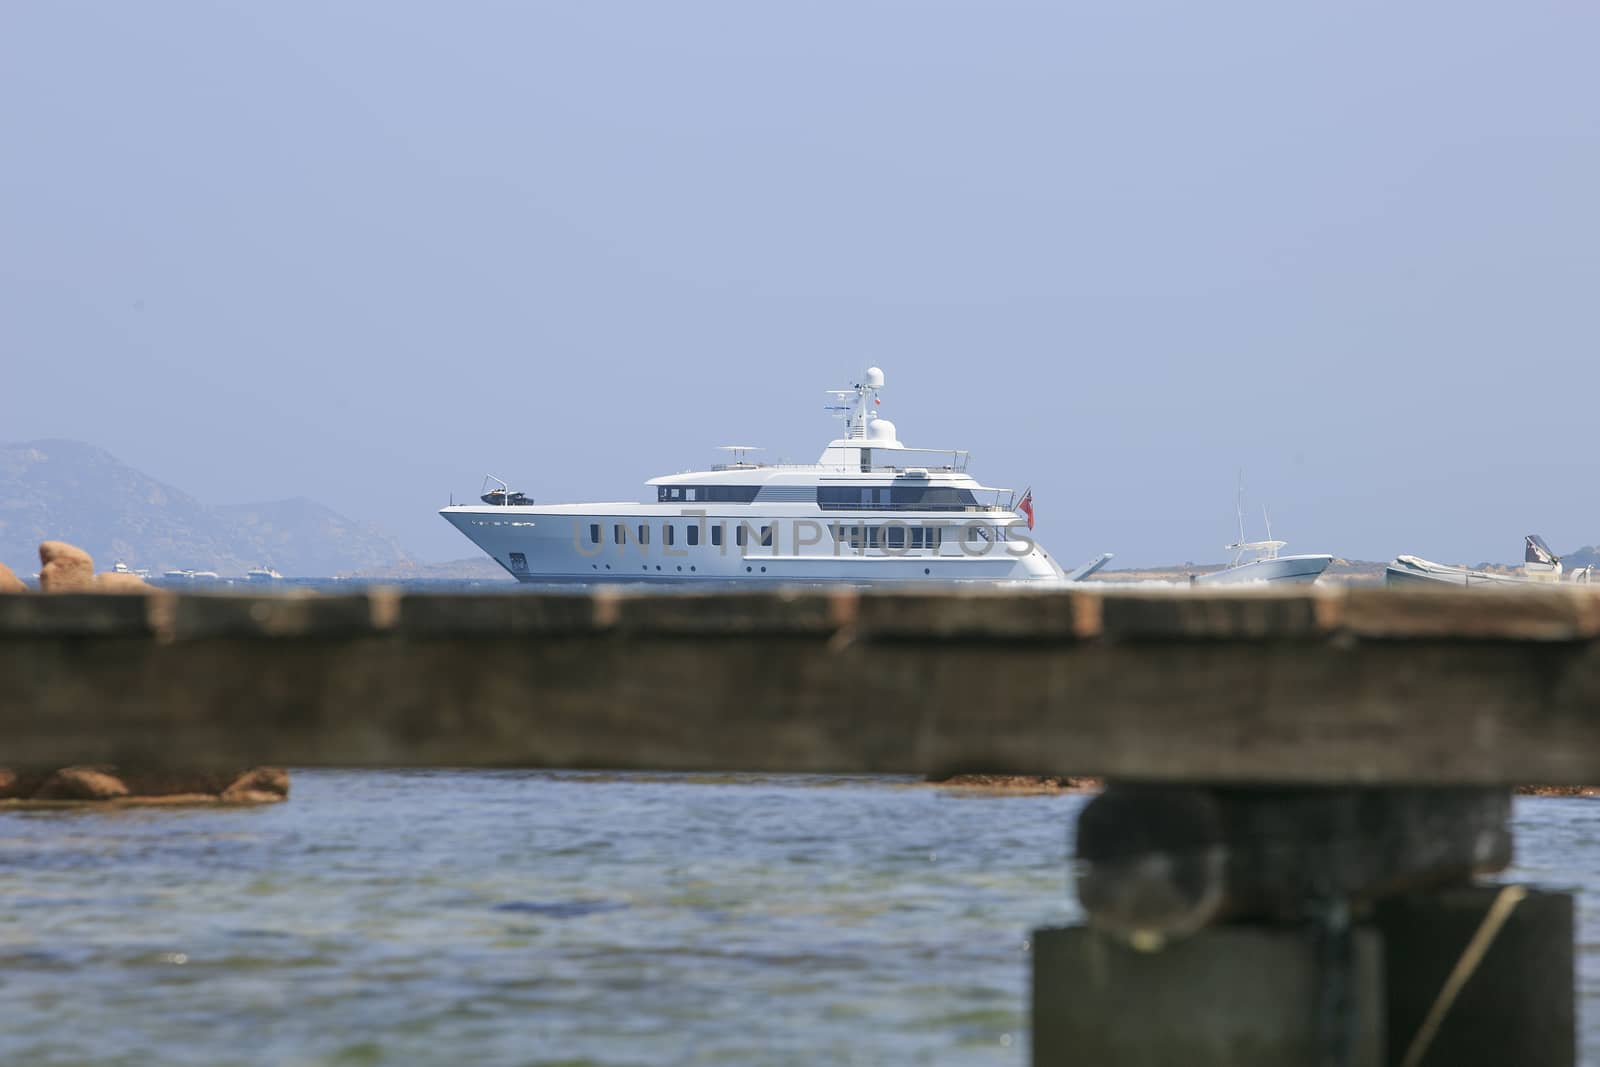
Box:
[441,368,1068,585]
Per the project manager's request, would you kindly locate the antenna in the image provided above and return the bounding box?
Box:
[1262,505,1272,545]
[1234,469,1246,546]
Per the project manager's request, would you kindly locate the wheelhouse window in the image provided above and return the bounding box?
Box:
[817,486,980,511]
[658,486,761,503]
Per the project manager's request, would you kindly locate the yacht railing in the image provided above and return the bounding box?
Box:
[710,452,970,474]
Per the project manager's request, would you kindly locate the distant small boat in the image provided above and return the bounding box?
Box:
[1193,479,1331,586]
[246,566,284,581]
[1386,534,1593,587]
[161,569,221,582]
[110,560,152,579]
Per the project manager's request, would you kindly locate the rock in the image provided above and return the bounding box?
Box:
[0,769,52,799]
[0,562,25,593]
[38,541,94,592]
[33,766,131,801]
[222,766,290,802]
[95,571,152,593]
[117,770,242,796]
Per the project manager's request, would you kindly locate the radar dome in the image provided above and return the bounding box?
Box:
[864,366,885,389]
[868,418,898,442]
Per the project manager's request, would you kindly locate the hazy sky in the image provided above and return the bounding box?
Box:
[3,2,1596,567]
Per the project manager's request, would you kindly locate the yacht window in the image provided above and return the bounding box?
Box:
[848,525,866,550]
[910,528,923,549]
[712,525,724,547]
[663,525,675,546]
[760,525,773,548]
[867,526,883,549]
[589,524,601,545]
[687,525,700,546]
[886,526,906,549]
[638,524,650,545]
[614,523,626,545]
[665,486,761,503]
[736,526,747,548]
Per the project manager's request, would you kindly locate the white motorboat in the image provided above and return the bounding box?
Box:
[1386,535,1593,587]
[1192,482,1331,586]
[246,566,284,582]
[441,367,1068,585]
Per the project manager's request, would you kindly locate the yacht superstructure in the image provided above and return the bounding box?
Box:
[441,368,1066,585]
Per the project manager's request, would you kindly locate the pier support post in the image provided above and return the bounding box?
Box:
[1377,887,1574,1067]
[1032,923,1385,1066]
[1034,784,1575,1067]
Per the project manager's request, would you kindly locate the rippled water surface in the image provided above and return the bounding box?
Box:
[0,775,1594,1065]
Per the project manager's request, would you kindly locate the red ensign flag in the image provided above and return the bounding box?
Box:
[1019,490,1034,530]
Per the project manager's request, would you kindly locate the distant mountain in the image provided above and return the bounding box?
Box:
[1563,545,1600,569]
[0,439,413,577]
[213,497,413,578]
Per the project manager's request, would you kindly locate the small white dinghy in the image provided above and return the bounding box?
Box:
[1385,535,1594,588]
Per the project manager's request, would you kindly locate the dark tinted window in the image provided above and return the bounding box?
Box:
[817,485,979,510]
[613,523,626,545]
[658,485,761,503]
[638,524,649,545]
[886,526,906,548]
[893,486,978,509]
[760,525,773,547]
[589,523,601,544]
[687,525,700,546]
[712,525,724,547]
[663,525,675,546]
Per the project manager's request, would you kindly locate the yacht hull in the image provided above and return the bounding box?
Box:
[1194,553,1333,586]
[441,507,1063,585]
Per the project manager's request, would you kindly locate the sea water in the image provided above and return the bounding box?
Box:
[0,773,1593,1065]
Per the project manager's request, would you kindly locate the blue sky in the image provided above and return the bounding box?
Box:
[3,2,1596,566]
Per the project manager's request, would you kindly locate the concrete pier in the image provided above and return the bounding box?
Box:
[2,584,1591,1064]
